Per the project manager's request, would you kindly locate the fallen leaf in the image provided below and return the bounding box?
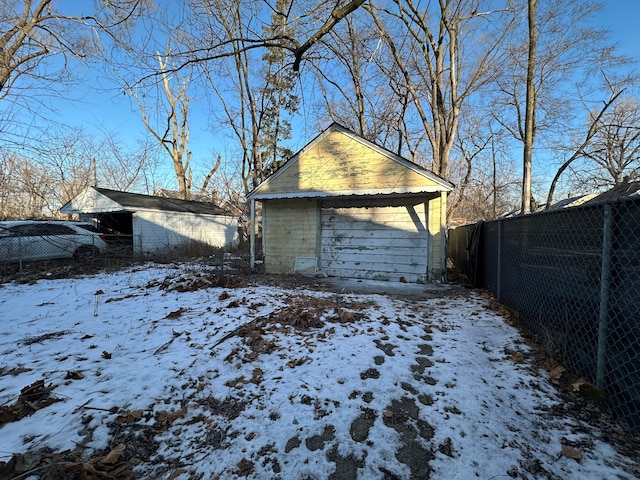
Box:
[550,365,566,382]
[167,469,187,480]
[251,368,263,384]
[561,445,582,461]
[0,453,41,476]
[287,358,307,368]
[572,379,607,400]
[101,443,125,464]
[156,406,188,428]
[116,409,143,423]
[236,458,253,476]
[571,377,589,392]
[166,308,186,319]
[510,352,525,363]
[225,377,248,389]
[82,462,99,475]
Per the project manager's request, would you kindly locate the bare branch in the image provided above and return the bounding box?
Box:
[292,0,366,71]
[545,88,624,208]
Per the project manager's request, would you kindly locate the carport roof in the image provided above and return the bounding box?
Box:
[60,187,232,216]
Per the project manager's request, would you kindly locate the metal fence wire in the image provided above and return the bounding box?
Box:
[448,196,640,432]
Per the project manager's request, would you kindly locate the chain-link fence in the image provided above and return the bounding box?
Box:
[0,228,235,282]
[448,197,640,432]
[0,222,137,278]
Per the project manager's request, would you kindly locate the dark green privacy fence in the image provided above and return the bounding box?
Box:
[448,197,640,431]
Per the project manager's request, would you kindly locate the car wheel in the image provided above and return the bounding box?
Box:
[74,246,96,261]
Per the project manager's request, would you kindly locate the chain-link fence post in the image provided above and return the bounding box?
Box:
[596,203,613,391]
[18,232,23,272]
[496,219,503,301]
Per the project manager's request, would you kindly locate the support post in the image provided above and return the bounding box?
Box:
[596,203,613,390]
[440,191,447,282]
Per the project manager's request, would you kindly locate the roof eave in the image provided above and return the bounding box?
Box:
[250,185,451,201]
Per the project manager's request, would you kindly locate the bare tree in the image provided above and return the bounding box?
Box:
[124,0,368,84]
[308,11,407,150]
[366,0,515,178]
[127,48,220,200]
[292,0,367,71]
[1,0,90,99]
[0,1,144,140]
[492,0,631,212]
[448,125,493,220]
[521,0,537,213]
[0,148,65,219]
[545,87,624,207]
[447,107,521,222]
[193,0,299,195]
[11,127,150,212]
[94,134,156,192]
[556,95,640,195]
[0,152,46,219]
[583,98,640,186]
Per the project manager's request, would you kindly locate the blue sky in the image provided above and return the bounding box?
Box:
[6,1,640,193]
[600,0,640,60]
[71,0,640,144]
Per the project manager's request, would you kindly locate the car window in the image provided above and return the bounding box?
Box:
[7,224,34,235]
[30,224,76,235]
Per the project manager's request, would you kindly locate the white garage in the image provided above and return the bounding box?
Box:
[61,187,238,255]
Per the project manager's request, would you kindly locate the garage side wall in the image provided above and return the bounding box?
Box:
[263,199,318,274]
[133,210,238,255]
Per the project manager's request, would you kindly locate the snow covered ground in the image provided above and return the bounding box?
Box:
[0,262,638,479]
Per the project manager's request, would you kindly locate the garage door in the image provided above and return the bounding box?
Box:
[320,201,428,282]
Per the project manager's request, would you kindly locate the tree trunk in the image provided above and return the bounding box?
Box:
[522,0,538,214]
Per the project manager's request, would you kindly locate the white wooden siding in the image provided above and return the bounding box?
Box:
[320,203,428,282]
[133,210,238,255]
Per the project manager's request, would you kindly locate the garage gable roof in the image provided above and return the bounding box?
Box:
[60,187,232,216]
[248,123,454,200]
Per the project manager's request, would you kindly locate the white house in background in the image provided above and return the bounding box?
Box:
[60,187,238,255]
